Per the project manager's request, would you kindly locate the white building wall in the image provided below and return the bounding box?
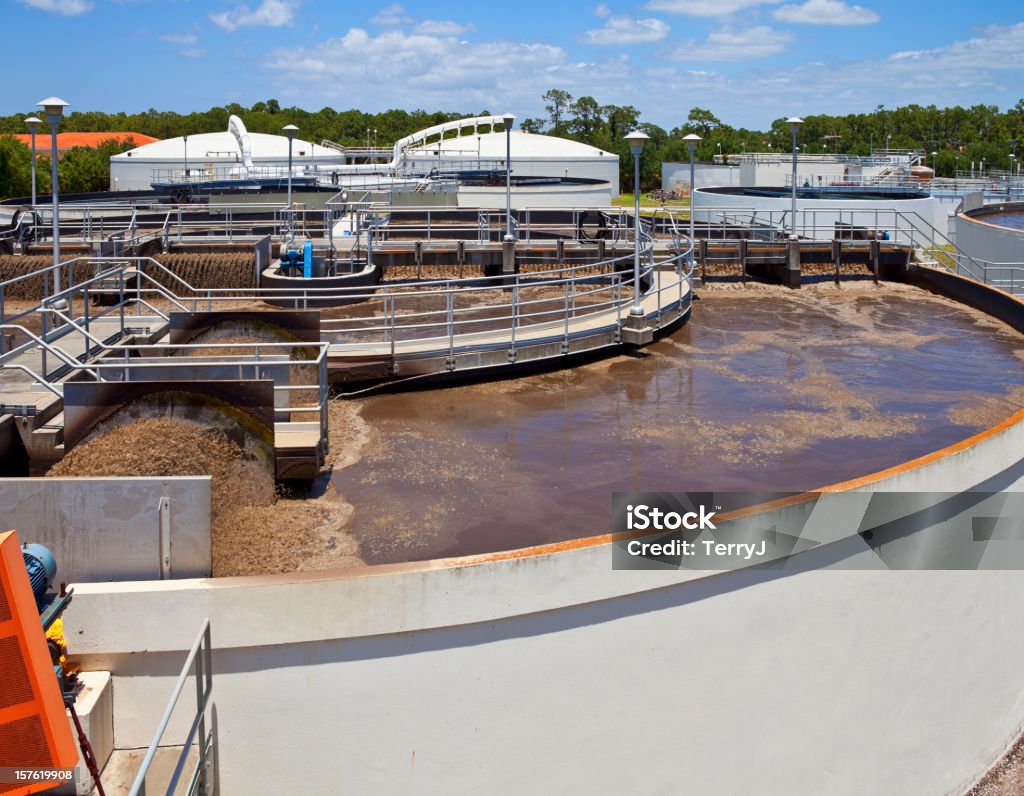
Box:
[109,155,343,191]
[661,163,740,193]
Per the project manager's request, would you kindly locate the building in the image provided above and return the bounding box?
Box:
[108,115,345,191]
[397,117,620,196]
[9,132,160,156]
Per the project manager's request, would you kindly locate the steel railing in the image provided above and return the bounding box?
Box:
[129,619,218,796]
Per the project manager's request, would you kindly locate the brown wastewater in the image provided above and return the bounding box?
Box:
[332,283,1024,566]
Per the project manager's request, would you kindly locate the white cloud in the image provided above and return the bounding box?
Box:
[266,27,633,116]
[644,0,780,17]
[595,3,611,16]
[580,16,669,45]
[653,21,1024,126]
[370,3,411,26]
[669,25,793,61]
[259,20,1024,133]
[18,0,92,14]
[160,33,199,45]
[178,48,207,58]
[210,0,297,31]
[773,0,879,25]
[413,20,470,36]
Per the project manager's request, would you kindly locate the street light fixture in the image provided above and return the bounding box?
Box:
[37,97,68,295]
[283,124,298,238]
[683,133,701,280]
[931,150,937,178]
[24,115,41,208]
[624,130,649,316]
[786,117,803,239]
[502,113,516,241]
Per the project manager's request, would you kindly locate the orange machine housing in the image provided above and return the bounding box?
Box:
[0,531,78,796]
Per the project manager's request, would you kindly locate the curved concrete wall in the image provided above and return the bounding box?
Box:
[457,181,613,209]
[692,188,940,243]
[957,203,1024,266]
[64,279,1024,795]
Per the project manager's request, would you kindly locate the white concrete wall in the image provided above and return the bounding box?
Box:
[0,477,211,582]
[692,188,939,245]
[957,212,1024,266]
[403,156,621,198]
[737,158,892,188]
[457,182,612,209]
[63,402,1024,795]
[109,156,344,191]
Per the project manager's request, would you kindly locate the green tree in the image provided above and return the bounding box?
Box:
[0,136,33,198]
[542,89,573,137]
[519,118,545,134]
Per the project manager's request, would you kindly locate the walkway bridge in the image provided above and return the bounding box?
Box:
[0,213,694,475]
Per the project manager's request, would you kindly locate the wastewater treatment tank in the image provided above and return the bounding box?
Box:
[956,201,1024,268]
[692,185,939,242]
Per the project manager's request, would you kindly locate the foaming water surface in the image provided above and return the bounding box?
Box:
[332,285,1024,565]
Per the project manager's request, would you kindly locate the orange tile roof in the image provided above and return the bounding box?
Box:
[8,132,160,149]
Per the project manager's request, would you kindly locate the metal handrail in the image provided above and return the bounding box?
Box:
[128,619,217,796]
[0,324,100,379]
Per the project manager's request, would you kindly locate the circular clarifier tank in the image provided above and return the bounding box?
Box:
[692,185,939,244]
[332,284,1024,565]
[957,201,1024,267]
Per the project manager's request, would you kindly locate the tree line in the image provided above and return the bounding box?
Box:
[2,95,1023,199]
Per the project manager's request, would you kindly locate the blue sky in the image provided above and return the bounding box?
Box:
[4,0,1024,130]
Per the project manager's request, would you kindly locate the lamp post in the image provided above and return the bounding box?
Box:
[283,124,298,237]
[931,150,937,179]
[624,130,649,316]
[716,141,722,161]
[24,116,41,208]
[38,97,68,295]
[502,113,515,241]
[683,133,701,277]
[1010,154,1016,178]
[183,134,188,182]
[786,117,803,238]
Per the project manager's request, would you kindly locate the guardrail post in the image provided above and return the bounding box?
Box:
[509,278,518,363]
[447,288,455,371]
[40,306,48,380]
[196,628,210,796]
[562,278,570,354]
